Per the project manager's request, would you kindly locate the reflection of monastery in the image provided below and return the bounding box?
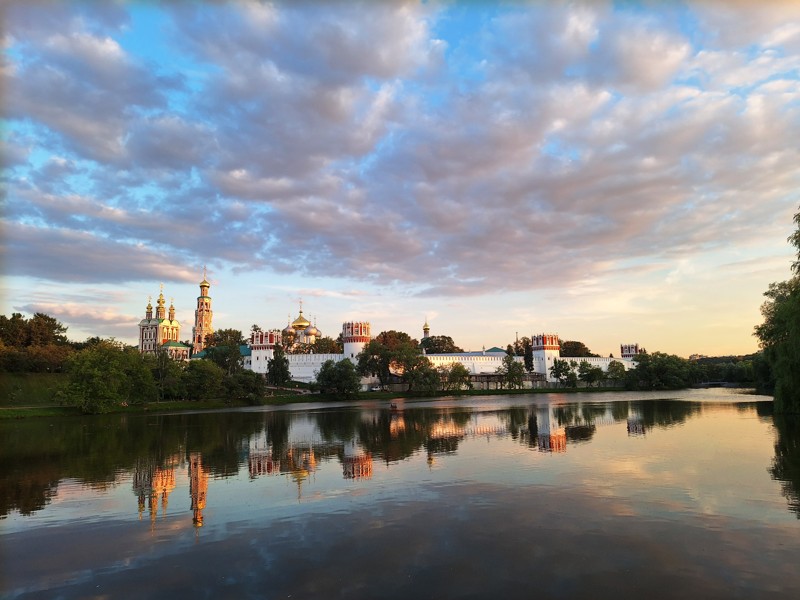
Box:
[139,275,640,387]
[128,402,648,527]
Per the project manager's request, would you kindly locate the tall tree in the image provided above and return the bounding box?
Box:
[267,345,291,386]
[315,359,361,398]
[203,328,244,375]
[560,340,598,358]
[420,335,463,354]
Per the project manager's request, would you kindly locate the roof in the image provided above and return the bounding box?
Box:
[162,341,190,349]
[485,346,506,353]
[239,344,251,357]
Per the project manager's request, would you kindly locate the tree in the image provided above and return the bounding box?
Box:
[439,362,472,391]
[420,335,463,354]
[267,345,291,386]
[578,360,605,387]
[64,340,156,413]
[550,358,572,386]
[27,313,68,346]
[312,336,342,354]
[225,370,266,405]
[523,340,534,373]
[405,361,441,394]
[497,353,525,389]
[606,360,627,385]
[183,359,224,401]
[357,331,423,389]
[357,339,391,387]
[146,346,185,401]
[625,352,692,390]
[755,279,800,411]
[203,328,244,375]
[560,340,598,358]
[315,359,361,398]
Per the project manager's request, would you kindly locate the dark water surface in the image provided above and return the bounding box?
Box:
[3,389,800,599]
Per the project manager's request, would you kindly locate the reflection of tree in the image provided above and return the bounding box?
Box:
[565,425,596,443]
[503,408,529,440]
[315,409,360,443]
[635,400,700,429]
[771,413,800,519]
[612,401,631,421]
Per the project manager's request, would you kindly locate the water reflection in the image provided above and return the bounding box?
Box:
[2,394,797,527]
[771,412,800,518]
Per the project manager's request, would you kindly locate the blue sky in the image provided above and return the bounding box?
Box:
[3,0,800,356]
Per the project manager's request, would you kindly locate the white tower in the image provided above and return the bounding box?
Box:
[249,329,282,374]
[342,321,371,361]
[532,334,560,379]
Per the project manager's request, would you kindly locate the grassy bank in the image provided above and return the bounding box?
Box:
[0,372,69,406]
[0,383,629,420]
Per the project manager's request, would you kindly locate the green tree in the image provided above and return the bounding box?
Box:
[755,279,800,411]
[183,359,224,401]
[550,358,572,386]
[0,313,29,347]
[560,340,598,358]
[203,328,244,375]
[625,352,692,390]
[578,360,605,387]
[439,362,472,391]
[405,360,441,394]
[312,336,342,354]
[523,340,534,373]
[225,370,267,405]
[357,339,391,387]
[27,313,68,346]
[496,353,525,389]
[267,345,292,386]
[64,340,156,413]
[420,335,463,354]
[606,360,627,385]
[314,359,361,398]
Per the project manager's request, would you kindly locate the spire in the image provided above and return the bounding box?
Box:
[146,295,153,319]
[169,297,176,321]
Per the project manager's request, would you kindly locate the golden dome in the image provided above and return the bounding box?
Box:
[291,310,310,330]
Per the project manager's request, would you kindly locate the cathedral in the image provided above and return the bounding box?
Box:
[137,285,190,360]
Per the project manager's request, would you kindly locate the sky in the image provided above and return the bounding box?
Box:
[2,0,800,358]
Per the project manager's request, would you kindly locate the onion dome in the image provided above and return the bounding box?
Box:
[291,310,310,330]
[282,323,295,336]
[305,324,319,337]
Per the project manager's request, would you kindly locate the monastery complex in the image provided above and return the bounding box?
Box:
[139,275,638,387]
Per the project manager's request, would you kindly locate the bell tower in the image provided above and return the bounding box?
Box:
[192,267,214,355]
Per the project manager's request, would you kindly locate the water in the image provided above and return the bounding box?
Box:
[2,388,799,599]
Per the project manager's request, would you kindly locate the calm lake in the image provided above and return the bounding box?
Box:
[2,388,800,599]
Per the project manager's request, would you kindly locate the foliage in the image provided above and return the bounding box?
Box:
[755,278,800,411]
[496,353,525,389]
[0,313,73,373]
[405,360,440,393]
[312,336,342,354]
[559,340,598,358]
[550,358,572,386]
[64,339,156,413]
[145,347,185,401]
[420,335,463,354]
[0,312,69,348]
[314,359,361,398]
[225,370,267,405]
[438,362,473,391]
[625,352,697,390]
[605,360,627,384]
[203,328,244,375]
[267,345,292,386]
[577,360,605,387]
[183,359,225,401]
[754,207,800,412]
[357,330,423,389]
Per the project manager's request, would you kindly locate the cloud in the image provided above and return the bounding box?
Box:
[3,1,800,301]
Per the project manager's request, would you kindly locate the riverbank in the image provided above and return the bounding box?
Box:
[0,385,637,419]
